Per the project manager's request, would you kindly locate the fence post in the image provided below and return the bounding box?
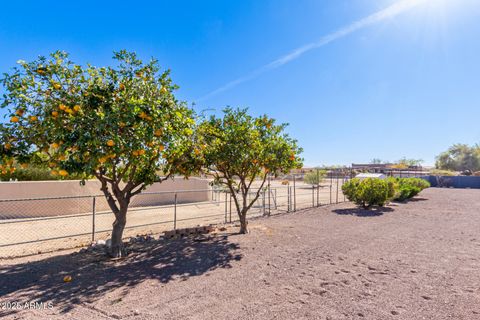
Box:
[268,175,271,216]
[91,196,96,242]
[317,184,320,207]
[224,192,228,223]
[174,192,177,230]
[229,194,232,223]
[312,185,315,208]
[274,189,277,210]
[293,175,297,212]
[262,189,266,215]
[330,171,333,204]
[336,172,339,204]
[287,186,290,212]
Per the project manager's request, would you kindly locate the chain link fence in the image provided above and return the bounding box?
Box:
[0,170,350,258]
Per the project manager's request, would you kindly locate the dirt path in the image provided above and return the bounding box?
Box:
[1,188,480,319]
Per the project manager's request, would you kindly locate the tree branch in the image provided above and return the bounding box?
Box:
[226,182,241,216]
[129,183,145,197]
[95,172,120,217]
[116,161,132,184]
[245,173,268,212]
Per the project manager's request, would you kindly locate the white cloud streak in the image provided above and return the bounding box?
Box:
[197,0,427,102]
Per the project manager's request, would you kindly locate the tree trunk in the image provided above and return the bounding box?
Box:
[239,209,248,234]
[110,208,128,258]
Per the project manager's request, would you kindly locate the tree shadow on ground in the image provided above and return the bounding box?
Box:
[333,206,394,217]
[0,235,241,316]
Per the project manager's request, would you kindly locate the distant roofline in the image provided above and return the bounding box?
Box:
[352,163,423,169]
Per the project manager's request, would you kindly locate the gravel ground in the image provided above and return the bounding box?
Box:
[1,188,480,319]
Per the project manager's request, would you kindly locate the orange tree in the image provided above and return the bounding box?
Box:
[198,108,302,233]
[0,51,199,257]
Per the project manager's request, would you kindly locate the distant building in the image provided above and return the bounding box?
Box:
[352,163,392,173]
[352,163,427,178]
[355,173,386,179]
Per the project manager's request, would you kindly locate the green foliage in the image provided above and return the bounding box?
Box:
[341,178,361,203]
[385,177,399,200]
[199,107,303,179]
[0,157,87,181]
[343,177,430,208]
[303,169,326,185]
[394,178,430,202]
[395,185,421,202]
[342,178,395,208]
[435,144,480,172]
[405,177,430,190]
[198,107,302,233]
[1,163,54,181]
[1,50,198,186]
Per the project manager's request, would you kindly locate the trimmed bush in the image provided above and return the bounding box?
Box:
[385,177,399,200]
[342,178,395,209]
[342,178,362,204]
[396,184,421,201]
[342,177,429,208]
[394,178,430,202]
[405,177,430,190]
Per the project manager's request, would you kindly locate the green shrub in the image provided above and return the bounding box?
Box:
[342,177,430,207]
[342,178,362,204]
[342,178,395,208]
[303,169,327,185]
[396,185,421,201]
[385,177,399,200]
[405,178,430,190]
[394,178,430,201]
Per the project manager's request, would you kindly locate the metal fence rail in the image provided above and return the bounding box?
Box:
[0,174,349,258]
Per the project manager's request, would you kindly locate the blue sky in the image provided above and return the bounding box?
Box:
[1,0,479,166]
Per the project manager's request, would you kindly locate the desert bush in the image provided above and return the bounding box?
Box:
[342,178,362,203]
[395,184,421,201]
[394,178,430,201]
[303,169,326,185]
[385,177,399,199]
[342,178,395,208]
[405,178,430,190]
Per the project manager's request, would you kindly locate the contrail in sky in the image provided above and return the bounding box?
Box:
[197,0,428,102]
